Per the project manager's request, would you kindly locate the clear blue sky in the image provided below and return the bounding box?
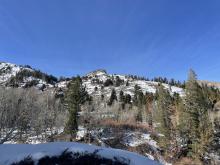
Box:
[0,0,220,81]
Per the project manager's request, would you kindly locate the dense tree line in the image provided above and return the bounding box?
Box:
[102,70,219,163]
[125,74,185,88]
[7,69,58,87]
[153,70,218,163]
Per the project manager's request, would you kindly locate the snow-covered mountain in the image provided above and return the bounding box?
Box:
[0,62,185,98]
[0,62,29,83]
[0,62,56,89]
[82,69,184,98]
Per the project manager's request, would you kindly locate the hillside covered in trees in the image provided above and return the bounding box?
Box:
[0,62,220,164]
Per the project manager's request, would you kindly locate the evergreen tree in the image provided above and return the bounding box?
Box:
[119,90,125,109]
[133,85,146,122]
[179,69,213,158]
[104,79,113,87]
[65,76,88,138]
[133,85,141,106]
[126,80,129,86]
[156,85,174,152]
[108,88,117,106]
[145,92,154,127]
[101,94,104,101]
[115,76,123,87]
[124,94,131,104]
[119,90,125,102]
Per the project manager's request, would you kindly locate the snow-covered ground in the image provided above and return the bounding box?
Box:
[123,132,158,148]
[82,70,185,98]
[2,127,64,145]
[0,142,161,165]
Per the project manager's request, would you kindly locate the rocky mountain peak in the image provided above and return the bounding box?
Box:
[86,69,107,77]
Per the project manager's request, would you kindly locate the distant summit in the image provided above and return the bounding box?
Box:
[0,62,57,89]
[86,69,107,77]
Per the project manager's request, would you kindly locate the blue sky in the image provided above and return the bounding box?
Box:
[0,0,220,81]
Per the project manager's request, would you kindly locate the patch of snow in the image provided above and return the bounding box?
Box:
[146,153,155,160]
[56,80,69,88]
[0,142,161,165]
[82,71,184,100]
[76,126,87,140]
[123,132,158,149]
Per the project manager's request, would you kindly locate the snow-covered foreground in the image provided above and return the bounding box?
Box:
[0,142,161,165]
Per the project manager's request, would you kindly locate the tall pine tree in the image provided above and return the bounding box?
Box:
[155,84,174,153]
[179,69,213,158]
[65,76,88,138]
[108,88,117,106]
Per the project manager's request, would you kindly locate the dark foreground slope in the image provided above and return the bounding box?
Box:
[0,142,160,165]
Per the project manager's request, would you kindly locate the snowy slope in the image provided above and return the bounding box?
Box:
[0,62,54,88]
[82,69,184,98]
[0,62,27,83]
[0,142,160,165]
[0,62,184,97]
